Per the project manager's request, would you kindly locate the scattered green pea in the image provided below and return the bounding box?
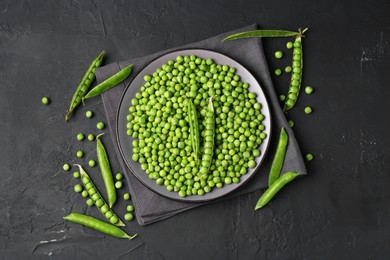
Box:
[115,173,123,181]
[86,198,94,206]
[123,193,131,200]
[97,122,105,130]
[115,181,123,189]
[63,164,70,171]
[274,51,283,59]
[305,86,314,94]
[285,66,292,73]
[279,95,286,101]
[275,69,282,76]
[126,205,134,212]
[81,190,89,198]
[89,160,96,167]
[74,184,83,193]
[77,133,84,141]
[306,153,314,161]
[86,110,93,118]
[41,97,50,105]
[76,150,84,158]
[286,42,293,49]
[73,171,80,178]
[124,213,133,221]
[304,106,312,114]
[88,134,95,141]
[288,120,294,128]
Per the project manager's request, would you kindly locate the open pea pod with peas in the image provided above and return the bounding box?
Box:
[224,28,308,111]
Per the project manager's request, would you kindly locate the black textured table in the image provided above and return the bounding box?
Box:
[1,1,389,259]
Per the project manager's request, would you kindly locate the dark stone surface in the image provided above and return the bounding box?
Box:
[0,0,389,259]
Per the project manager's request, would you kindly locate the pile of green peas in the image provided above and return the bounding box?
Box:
[126,55,267,197]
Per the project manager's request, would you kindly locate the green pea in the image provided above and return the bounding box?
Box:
[88,134,95,141]
[41,97,50,105]
[274,51,283,59]
[123,193,131,200]
[109,216,119,224]
[304,106,312,114]
[96,122,105,130]
[63,164,70,171]
[96,199,104,207]
[74,184,83,193]
[115,181,123,189]
[305,86,314,94]
[100,205,109,214]
[76,150,84,158]
[77,133,84,141]
[89,160,96,167]
[124,213,134,221]
[274,69,282,76]
[288,120,294,128]
[86,199,94,206]
[279,95,286,101]
[285,66,292,73]
[306,153,314,161]
[81,190,89,198]
[86,110,93,118]
[248,160,256,168]
[73,171,80,178]
[116,173,123,180]
[286,42,293,49]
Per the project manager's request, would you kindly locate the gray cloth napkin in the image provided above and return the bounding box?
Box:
[95,24,307,226]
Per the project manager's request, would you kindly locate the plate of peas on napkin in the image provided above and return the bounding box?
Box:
[117,49,272,202]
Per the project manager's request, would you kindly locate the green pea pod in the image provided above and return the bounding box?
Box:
[188,100,200,160]
[268,128,289,186]
[75,164,124,226]
[283,28,308,111]
[197,97,215,180]
[64,212,137,239]
[223,30,300,41]
[83,64,133,100]
[96,133,117,208]
[255,171,299,210]
[65,50,105,121]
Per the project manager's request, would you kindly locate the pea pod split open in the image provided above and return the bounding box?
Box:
[83,64,133,101]
[65,50,105,121]
[188,99,200,160]
[75,164,124,226]
[64,212,136,239]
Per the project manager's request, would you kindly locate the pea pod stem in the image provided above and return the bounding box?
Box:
[255,172,299,210]
[223,29,301,41]
[83,64,133,101]
[75,164,124,226]
[64,212,137,239]
[65,50,105,121]
[268,128,289,186]
[96,133,117,208]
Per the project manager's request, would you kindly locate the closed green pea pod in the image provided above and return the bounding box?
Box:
[84,64,133,101]
[255,172,299,210]
[63,212,136,239]
[268,128,289,186]
[96,134,117,208]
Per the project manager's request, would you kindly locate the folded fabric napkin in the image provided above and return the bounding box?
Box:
[95,24,307,225]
